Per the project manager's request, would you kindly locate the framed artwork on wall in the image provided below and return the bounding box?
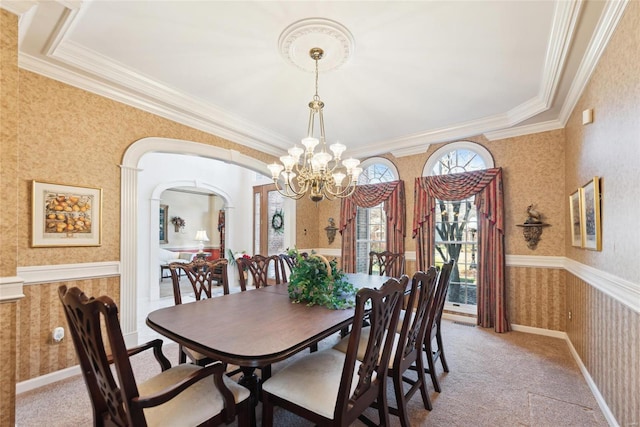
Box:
[32,180,102,247]
[569,190,582,247]
[580,176,602,251]
[159,204,169,244]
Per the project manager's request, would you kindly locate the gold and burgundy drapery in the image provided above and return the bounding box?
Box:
[339,181,406,273]
[413,168,508,333]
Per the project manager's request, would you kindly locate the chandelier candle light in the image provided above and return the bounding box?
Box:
[194,230,210,253]
[268,47,362,203]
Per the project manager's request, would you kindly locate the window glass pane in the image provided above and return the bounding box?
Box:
[355,161,395,272]
[431,148,486,176]
[427,143,488,311]
[254,193,260,254]
[267,190,285,256]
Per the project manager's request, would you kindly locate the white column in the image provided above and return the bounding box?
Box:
[120,164,141,347]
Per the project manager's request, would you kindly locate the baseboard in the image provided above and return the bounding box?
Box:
[564,336,620,427]
[511,323,618,427]
[442,312,477,324]
[16,364,81,395]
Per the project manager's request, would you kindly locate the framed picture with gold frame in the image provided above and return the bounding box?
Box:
[569,190,582,247]
[580,177,601,251]
[32,180,102,247]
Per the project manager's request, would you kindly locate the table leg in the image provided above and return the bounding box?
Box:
[238,366,261,402]
[238,367,260,427]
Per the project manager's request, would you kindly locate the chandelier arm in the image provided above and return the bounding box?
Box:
[277,46,359,203]
[273,179,306,200]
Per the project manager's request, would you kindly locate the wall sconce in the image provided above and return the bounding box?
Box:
[516,204,549,250]
[324,217,338,245]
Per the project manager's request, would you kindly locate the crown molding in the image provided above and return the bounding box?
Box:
[558,0,630,126]
[0,0,37,15]
[483,119,564,141]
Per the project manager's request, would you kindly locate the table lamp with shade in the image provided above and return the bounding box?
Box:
[194,230,210,253]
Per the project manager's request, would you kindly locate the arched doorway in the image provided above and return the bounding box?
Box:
[120,137,296,345]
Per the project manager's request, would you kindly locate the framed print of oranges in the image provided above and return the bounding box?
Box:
[32,180,102,247]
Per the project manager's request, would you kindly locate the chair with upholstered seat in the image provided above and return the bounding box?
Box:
[278,251,308,283]
[58,285,251,427]
[333,268,438,426]
[418,259,455,392]
[169,258,229,365]
[236,254,283,290]
[261,276,407,427]
[368,250,405,277]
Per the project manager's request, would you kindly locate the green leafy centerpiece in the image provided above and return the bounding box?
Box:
[287,250,356,309]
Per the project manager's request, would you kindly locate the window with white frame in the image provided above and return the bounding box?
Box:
[355,158,398,273]
[423,142,493,313]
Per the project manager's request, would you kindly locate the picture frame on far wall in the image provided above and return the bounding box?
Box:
[569,190,582,247]
[32,180,102,247]
[580,176,602,251]
[159,204,169,244]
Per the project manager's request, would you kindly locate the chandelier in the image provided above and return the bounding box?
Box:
[268,47,361,203]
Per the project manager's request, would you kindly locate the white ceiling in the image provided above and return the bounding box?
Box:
[5,0,628,159]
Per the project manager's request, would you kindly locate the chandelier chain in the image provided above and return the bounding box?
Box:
[267,46,362,202]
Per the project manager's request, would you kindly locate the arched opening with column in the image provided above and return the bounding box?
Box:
[120,137,296,345]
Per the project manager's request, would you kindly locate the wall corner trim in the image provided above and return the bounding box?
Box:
[0,276,25,302]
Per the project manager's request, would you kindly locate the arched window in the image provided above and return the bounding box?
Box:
[423,142,493,313]
[354,158,398,273]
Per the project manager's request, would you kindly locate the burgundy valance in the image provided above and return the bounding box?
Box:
[340,181,406,273]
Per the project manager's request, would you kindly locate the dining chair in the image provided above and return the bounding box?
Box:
[368,250,405,278]
[333,269,438,426]
[58,285,251,427]
[169,258,229,365]
[418,259,455,393]
[261,276,407,427]
[236,254,283,290]
[234,254,284,379]
[278,251,308,283]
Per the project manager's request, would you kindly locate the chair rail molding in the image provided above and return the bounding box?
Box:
[0,276,25,302]
[16,261,120,285]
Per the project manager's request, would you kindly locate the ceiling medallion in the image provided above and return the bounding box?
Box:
[278,18,355,73]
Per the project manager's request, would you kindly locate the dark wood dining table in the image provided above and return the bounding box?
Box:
[146,273,392,402]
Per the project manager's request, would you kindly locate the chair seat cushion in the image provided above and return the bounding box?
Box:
[262,348,362,420]
[138,363,250,426]
[333,327,399,369]
[182,346,210,362]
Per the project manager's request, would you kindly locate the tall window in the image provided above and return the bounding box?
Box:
[424,142,493,313]
[355,158,398,273]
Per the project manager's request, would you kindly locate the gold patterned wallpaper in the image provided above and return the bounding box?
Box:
[564,0,640,284]
[316,130,567,265]
[1,3,638,427]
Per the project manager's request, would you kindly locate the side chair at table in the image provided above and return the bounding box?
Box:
[236,254,283,290]
[278,251,308,283]
[260,276,408,427]
[169,258,230,366]
[368,250,406,278]
[334,268,438,426]
[58,285,251,427]
[234,254,285,380]
[414,258,455,393]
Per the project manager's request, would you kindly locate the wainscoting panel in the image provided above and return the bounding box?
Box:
[15,277,120,382]
[506,266,565,331]
[566,273,639,427]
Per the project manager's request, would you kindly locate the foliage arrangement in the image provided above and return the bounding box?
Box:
[287,249,356,310]
[170,216,186,228]
[226,249,250,267]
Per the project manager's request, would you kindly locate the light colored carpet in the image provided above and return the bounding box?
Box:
[15,320,608,426]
